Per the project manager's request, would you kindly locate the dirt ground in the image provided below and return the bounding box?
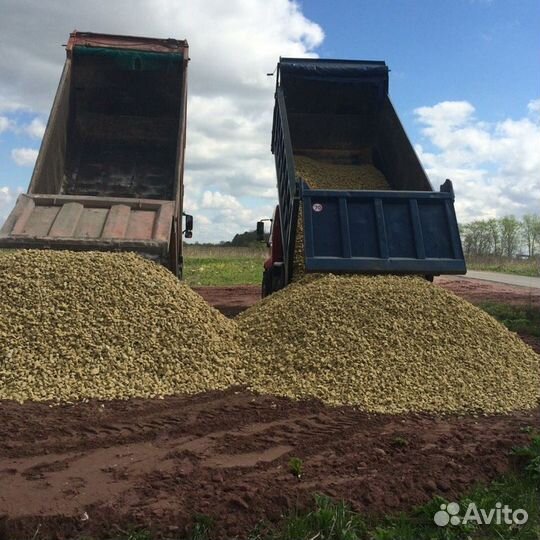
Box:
[193,286,260,318]
[1,278,539,539]
[435,276,540,309]
[1,390,538,540]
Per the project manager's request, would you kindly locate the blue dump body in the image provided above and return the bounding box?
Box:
[302,181,464,274]
[271,58,466,285]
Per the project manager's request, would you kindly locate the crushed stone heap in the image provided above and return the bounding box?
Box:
[237,274,540,414]
[0,250,244,402]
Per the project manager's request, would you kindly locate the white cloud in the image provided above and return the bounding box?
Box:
[528,98,540,116]
[0,0,322,242]
[201,191,242,210]
[0,117,9,134]
[0,186,22,222]
[0,115,46,139]
[25,117,46,139]
[11,148,38,167]
[0,96,27,113]
[415,101,475,129]
[414,99,540,222]
[190,200,275,244]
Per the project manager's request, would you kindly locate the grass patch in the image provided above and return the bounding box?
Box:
[467,259,540,278]
[266,494,367,540]
[98,529,152,540]
[184,245,265,259]
[183,245,265,286]
[370,472,539,539]
[479,302,540,337]
[183,257,263,286]
[101,472,540,539]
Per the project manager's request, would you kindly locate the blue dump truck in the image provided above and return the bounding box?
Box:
[257,58,466,296]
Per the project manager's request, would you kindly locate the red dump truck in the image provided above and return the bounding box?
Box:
[0,31,192,276]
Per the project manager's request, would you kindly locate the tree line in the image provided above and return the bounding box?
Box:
[460,215,540,258]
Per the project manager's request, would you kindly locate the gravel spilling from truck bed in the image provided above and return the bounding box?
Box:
[292,155,390,279]
[0,250,244,402]
[294,155,390,190]
[237,274,540,413]
[3,251,538,414]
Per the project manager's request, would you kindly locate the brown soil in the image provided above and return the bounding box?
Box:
[1,278,539,539]
[0,390,538,539]
[436,276,540,309]
[193,286,260,318]
[196,278,540,318]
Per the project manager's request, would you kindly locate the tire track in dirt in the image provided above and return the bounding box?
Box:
[0,389,538,540]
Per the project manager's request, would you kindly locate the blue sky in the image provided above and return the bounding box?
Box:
[0,0,538,241]
[303,0,539,120]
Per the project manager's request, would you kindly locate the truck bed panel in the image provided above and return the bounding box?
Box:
[302,187,465,274]
[0,194,174,262]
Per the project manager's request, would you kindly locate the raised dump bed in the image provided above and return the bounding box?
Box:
[259,58,466,294]
[0,31,191,275]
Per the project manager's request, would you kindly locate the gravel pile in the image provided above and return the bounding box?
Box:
[237,274,540,413]
[0,250,244,402]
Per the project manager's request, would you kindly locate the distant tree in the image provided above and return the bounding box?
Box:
[499,215,522,258]
[229,230,258,247]
[460,214,540,260]
[461,220,497,257]
[522,214,540,257]
[486,218,501,257]
[223,230,268,247]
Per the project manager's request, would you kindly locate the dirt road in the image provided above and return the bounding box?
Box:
[458,270,540,289]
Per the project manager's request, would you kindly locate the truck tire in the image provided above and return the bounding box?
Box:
[262,269,273,297]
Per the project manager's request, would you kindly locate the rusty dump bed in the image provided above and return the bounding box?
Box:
[0,31,189,273]
[0,195,174,261]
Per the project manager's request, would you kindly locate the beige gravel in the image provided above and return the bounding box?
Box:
[0,250,244,402]
[237,274,540,413]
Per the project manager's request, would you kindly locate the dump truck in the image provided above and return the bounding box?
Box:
[0,31,192,276]
[257,58,466,295]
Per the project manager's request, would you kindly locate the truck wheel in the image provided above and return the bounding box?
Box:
[261,269,273,297]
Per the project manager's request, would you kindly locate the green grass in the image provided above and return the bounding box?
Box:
[259,465,540,539]
[183,256,263,286]
[467,259,540,278]
[98,472,540,539]
[266,494,368,540]
[370,473,539,540]
[105,531,152,540]
[184,245,266,259]
[183,245,265,286]
[479,302,540,337]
